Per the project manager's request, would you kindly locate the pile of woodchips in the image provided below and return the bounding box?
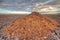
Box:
[3,12,60,40]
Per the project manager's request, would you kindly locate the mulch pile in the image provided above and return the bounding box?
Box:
[3,12,60,40]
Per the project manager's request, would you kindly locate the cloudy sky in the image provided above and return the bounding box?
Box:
[0,0,60,14]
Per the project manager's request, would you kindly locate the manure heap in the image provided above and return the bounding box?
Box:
[3,12,60,40]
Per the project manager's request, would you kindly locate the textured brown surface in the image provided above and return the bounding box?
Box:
[3,12,59,40]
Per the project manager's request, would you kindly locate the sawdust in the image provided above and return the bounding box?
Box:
[3,12,59,40]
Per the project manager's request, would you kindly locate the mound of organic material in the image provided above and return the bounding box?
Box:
[3,12,59,40]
